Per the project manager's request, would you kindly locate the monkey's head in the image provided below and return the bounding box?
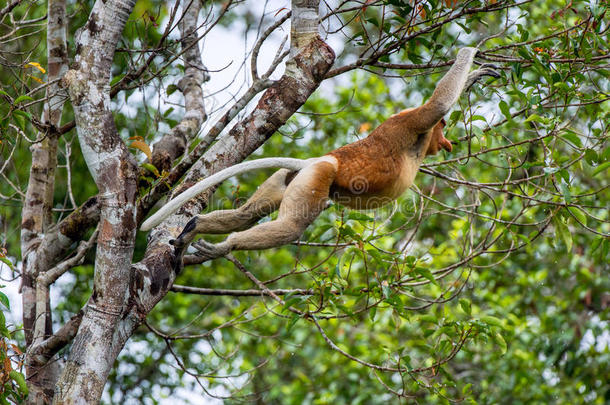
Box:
[425,118,452,156]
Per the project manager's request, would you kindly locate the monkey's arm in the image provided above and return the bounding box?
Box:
[416,47,494,130]
[140,157,312,231]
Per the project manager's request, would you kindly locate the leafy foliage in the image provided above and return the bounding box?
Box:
[0,282,27,404]
[1,0,608,403]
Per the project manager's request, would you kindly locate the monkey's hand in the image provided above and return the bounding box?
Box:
[192,240,231,261]
[465,64,500,90]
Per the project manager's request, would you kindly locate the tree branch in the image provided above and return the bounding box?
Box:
[149,0,209,173]
[27,311,84,367]
[171,284,314,297]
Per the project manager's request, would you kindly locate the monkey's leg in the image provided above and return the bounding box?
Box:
[171,169,294,250]
[192,160,337,261]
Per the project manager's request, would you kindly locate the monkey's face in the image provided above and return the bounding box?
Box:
[425,119,452,156]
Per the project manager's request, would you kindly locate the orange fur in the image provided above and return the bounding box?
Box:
[327,111,448,209]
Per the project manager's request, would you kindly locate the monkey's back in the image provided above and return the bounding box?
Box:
[326,132,417,209]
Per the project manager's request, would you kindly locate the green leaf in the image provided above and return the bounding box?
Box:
[590,236,603,253]
[561,131,582,147]
[449,110,462,125]
[459,298,471,316]
[335,250,350,279]
[365,247,382,262]
[517,47,530,60]
[525,114,548,124]
[592,161,610,177]
[401,354,412,371]
[481,316,503,328]
[567,207,587,226]
[0,256,13,270]
[516,233,531,245]
[166,84,178,96]
[339,224,359,240]
[414,267,438,286]
[9,371,28,396]
[553,216,572,252]
[12,113,25,130]
[369,306,376,322]
[511,62,522,81]
[419,314,438,324]
[110,74,125,86]
[366,17,379,27]
[12,110,32,121]
[0,291,9,310]
[553,82,571,92]
[141,163,160,177]
[584,149,598,165]
[498,100,511,120]
[518,26,529,42]
[286,314,300,331]
[0,310,6,333]
[283,296,302,312]
[492,332,508,355]
[560,182,571,204]
[347,211,374,222]
[14,95,33,104]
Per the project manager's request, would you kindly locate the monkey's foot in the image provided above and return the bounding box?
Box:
[192,240,230,261]
[169,216,199,249]
[169,238,182,248]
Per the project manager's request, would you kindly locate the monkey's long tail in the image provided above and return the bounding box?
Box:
[140,157,310,231]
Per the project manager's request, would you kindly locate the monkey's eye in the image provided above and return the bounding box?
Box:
[440,118,446,126]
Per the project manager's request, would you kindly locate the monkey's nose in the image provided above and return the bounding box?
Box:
[440,137,452,152]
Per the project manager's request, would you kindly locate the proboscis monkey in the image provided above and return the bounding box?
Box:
[140,47,499,263]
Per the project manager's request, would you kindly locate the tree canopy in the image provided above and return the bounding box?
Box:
[0,0,608,403]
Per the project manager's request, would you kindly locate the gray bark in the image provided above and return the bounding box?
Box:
[21,0,69,402]
[53,0,139,402]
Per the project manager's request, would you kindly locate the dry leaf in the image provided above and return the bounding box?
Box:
[359,122,372,133]
[130,139,152,160]
[25,62,46,74]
